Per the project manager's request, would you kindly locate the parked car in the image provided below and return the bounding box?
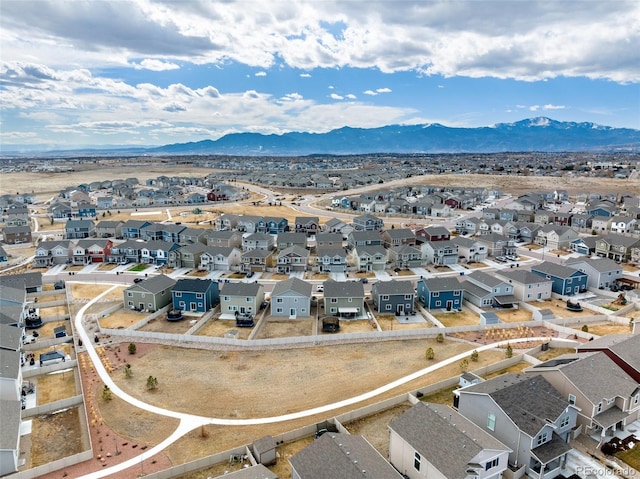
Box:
[360,277,369,283]
[133,277,144,283]
[246,271,255,278]
[494,256,507,263]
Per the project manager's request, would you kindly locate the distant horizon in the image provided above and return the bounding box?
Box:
[2,1,638,149]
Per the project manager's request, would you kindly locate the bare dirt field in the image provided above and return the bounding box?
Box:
[377,314,432,331]
[30,407,85,468]
[494,308,533,323]
[194,319,253,339]
[253,319,314,339]
[71,283,126,301]
[434,307,479,327]
[36,319,68,338]
[570,321,633,336]
[138,316,198,334]
[98,308,146,329]
[36,369,77,404]
[325,318,377,334]
[536,298,596,319]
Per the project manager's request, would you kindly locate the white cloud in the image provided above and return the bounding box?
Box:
[376,87,392,93]
[255,71,267,76]
[543,104,565,110]
[330,93,344,100]
[363,90,377,96]
[133,59,180,71]
[345,93,357,99]
[529,105,540,111]
[299,73,311,78]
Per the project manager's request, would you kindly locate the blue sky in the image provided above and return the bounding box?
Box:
[1,0,638,150]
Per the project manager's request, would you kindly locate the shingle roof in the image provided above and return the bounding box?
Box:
[467,270,505,288]
[531,261,585,280]
[0,349,21,379]
[421,277,462,292]
[372,279,414,296]
[129,274,176,294]
[323,279,364,298]
[221,282,263,297]
[496,269,552,285]
[172,278,214,294]
[289,433,402,479]
[0,272,42,290]
[0,324,22,351]
[0,399,22,450]
[462,374,569,437]
[565,257,622,273]
[389,403,510,479]
[271,277,312,297]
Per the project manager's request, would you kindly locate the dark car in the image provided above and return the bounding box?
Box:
[246,271,255,278]
[360,277,369,283]
[133,277,144,283]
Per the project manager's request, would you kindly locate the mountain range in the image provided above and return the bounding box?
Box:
[5,118,640,157]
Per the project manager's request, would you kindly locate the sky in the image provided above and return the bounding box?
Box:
[1,0,639,151]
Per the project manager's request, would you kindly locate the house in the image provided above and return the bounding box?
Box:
[242,249,275,272]
[220,282,265,317]
[591,216,613,234]
[495,270,553,302]
[50,202,73,219]
[462,271,517,308]
[95,220,123,238]
[575,333,640,382]
[352,213,384,231]
[421,240,458,265]
[120,219,152,239]
[171,278,219,313]
[257,216,289,235]
[123,274,176,312]
[295,216,319,237]
[204,230,243,248]
[324,217,354,237]
[416,277,463,311]
[2,225,32,244]
[242,232,275,251]
[65,219,95,239]
[178,227,209,245]
[518,223,542,244]
[76,201,97,218]
[534,225,580,251]
[316,232,343,247]
[476,233,517,258]
[610,216,637,234]
[451,237,488,263]
[388,244,423,269]
[107,239,144,265]
[71,239,113,264]
[570,236,597,256]
[322,280,365,319]
[215,213,241,231]
[0,399,22,475]
[456,373,578,479]
[270,277,312,318]
[381,228,416,248]
[371,280,414,314]
[347,230,384,249]
[595,234,640,263]
[415,226,451,243]
[530,262,589,296]
[169,242,209,269]
[569,214,593,231]
[0,246,7,263]
[351,245,387,272]
[140,240,181,265]
[141,223,186,243]
[0,284,27,328]
[199,246,242,272]
[96,196,113,209]
[565,258,623,289]
[290,432,402,479]
[33,240,71,267]
[316,246,348,273]
[276,232,307,250]
[276,246,310,273]
[389,402,511,479]
[527,352,640,447]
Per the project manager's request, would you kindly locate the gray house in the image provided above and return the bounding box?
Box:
[389,402,511,479]
[564,257,623,289]
[371,280,415,315]
[290,432,402,479]
[220,282,265,317]
[322,280,365,319]
[462,271,517,308]
[270,277,312,318]
[122,274,176,312]
[495,269,552,302]
[456,373,578,479]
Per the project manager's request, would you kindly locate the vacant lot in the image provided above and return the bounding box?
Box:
[571,321,633,336]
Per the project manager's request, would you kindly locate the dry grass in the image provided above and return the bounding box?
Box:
[253,319,314,339]
[538,298,595,318]
[572,322,633,336]
[36,320,68,338]
[36,369,77,404]
[434,307,479,327]
[138,316,198,334]
[494,308,533,323]
[70,284,126,301]
[194,319,253,339]
[535,347,576,362]
[98,308,145,329]
[30,407,85,467]
[377,314,432,331]
[483,361,530,379]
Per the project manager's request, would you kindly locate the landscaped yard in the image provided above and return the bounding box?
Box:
[128,264,149,272]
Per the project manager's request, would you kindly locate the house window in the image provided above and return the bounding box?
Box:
[276,308,283,313]
[331,298,337,303]
[223,296,230,301]
[454,290,460,296]
[127,292,132,297]
[597,402,603,413]
[414,452,421,471]
[276,298,283,303]
[175,292,182,297]
[485,458,499,470]
[433,292,439,297]
[385,304,391,311]
[382,295,389,300]
[246,297,253,302]
[435,300,441,307]
[405,294,412,300]
[196,293,203,299]
[568,394,576,405]
[537,431,548,446]
[487,413,496,431]
[560,415,570,428]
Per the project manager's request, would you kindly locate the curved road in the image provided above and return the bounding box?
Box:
[74,282,573,478]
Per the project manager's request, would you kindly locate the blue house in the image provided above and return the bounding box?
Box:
[371,280,415,315]
[76,202,97,218]
[257,216,288,234]
[530,261,589,296]
[171,278,219,313]
[416,277,463,311]
[121,220,152,239]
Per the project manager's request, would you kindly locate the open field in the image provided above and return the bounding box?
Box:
[536,298,596,318]
[570,321,633,336]
[70,284,126,301]
[98,308,145,329]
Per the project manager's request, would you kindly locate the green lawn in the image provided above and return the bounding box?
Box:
[420,385,457,405]
[616,446,640,472]
[128,264,149,272]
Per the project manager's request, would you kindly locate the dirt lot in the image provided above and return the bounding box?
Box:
[536,298,596,319]
[253,319,314,339]
[434,307,479,327]
[494,308,533,323]
[139,316,200,334]
[570,321,633,336]
[195,319,253,339]
[377,314,433,331]
[71,283,126,301]
[98,308,146,329]
[30,407,86,467]
[36,369,77,404]
[36,320,68,338]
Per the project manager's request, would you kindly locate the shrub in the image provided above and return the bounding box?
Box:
[505,343,513,358]
[581,325,589,333]
[459,358,469,372]
[128,343,137,354]
[146,376,158,390]
[470,350,479,362]
[425,347,435,360]
[101,384,112,401]
[436,333,444,343]
[124,364,132,378]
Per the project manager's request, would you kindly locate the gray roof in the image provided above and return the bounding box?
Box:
[462,280,493,299]
[0,399,22,450]
[253,435,276,455]
[497,269,552,285]
[204,230,240,239]
[461,374,569,437]
[95,220,122,228]
[565,257,622,273]
[221,282,263,297]
[172,278,214,294]
[277,232,307,243]
[211,464,278,479]
[349,230,382,242]
[389,403,510,479]
[271,277,313,297]
[384,228,415,239]
[354,245,387,256]
[289,433,402,479]
[203,246,237,256]
[0,272,42,290]
[531,261,586,280]
[316,232,343,243]
[316,246,347,258]
[0,284,26,304]
[129,274,176,294]
[607,334,640,374]
[278,245,310,258]
[0,349,21,379]
[372,279,414,297]
[0,324,22,351]
[602,233,640,247]
[421,276,462,293]
[178,243,209,254]
[323,279,365,298]
[242,249,272,259]
[467,270,506,288]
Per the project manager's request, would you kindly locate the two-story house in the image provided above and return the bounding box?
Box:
[388,244,423,269]
[564,258,623,289]
[452,236,488,263]
[294,216,320,237]
[531,262,589,296]
[495,270,552,302]
[64,219,95,239]
[371,280,415,315]
[352,213,384,231]
[595,234,640,263]
[123,274,176,312]
[33,240,71,267]
[277,246,310,273]
[381,228,416,248]
[421,240,458,265]
[71,239,113,264]
[2,225,32,245]
[270,277,312,318]
[220,282,265,317]
[316,247,348,273]
[322,280,365,319]
[417,277,463,311]
[171,278,219,313]
[204,230,243,248]
[199,246,242,272]
[351,245,387,272]
[462,270,517,308]
[242,232,275,251]
[276,232,307,251]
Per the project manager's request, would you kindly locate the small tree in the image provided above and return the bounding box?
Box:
[436,333,444,343]
[128,342,137,355]
[102,384,112,401]
[124,363,132,378]
[505,343,513,358]
[470,350,479,362]
[581,325,589,333]
[146,375,158,390]
[425,347,435,360]
[459,358,469,372]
